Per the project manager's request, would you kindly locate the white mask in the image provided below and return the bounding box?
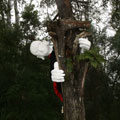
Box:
[30,40,53,60]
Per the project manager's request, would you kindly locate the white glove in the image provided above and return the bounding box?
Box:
[79,38,91,53]
[51,62,65,82]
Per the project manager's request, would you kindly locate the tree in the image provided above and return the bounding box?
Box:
[6,0,12,27]
[0,0,120,120]
[14,0,19,25]
[46,0,94,120]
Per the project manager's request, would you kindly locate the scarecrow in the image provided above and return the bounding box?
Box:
[30,40,65,102]
[30,39,91,103]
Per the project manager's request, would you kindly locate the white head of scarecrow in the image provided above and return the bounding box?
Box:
[30,40,53,60]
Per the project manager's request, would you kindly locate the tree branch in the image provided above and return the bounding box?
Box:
[81,63,89,97]
[60,19,91,31]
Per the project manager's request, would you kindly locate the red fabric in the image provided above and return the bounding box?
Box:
[48,54,51,59]
[53,82,63,102]
[48,53,63,102]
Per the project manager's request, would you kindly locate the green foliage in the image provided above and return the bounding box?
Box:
[76,48,105,68]
[85,67,113,120]
[0,5,62,120]
[111,29,120,53]
[21,4,40,27]
[111,0,120,29]
[0,25,62,119]
[20,4,41,41]
[66,58,73,73]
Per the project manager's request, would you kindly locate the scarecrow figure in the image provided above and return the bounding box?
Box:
[30,39,91,103]
[30,40,65,102]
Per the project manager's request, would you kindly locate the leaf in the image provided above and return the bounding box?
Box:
[76,47,105,68]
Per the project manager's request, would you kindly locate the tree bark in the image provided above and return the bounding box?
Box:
[47,0,91,120]
[0,0,5,22]
[14,0,19,25]
[55,0,73,18]
[6,0,11,27]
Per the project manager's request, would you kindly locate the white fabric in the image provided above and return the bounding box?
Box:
[51,62,65,82]
[30,40,53,60]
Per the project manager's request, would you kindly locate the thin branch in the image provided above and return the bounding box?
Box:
[81,63,89,90]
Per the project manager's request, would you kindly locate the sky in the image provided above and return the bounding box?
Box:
[90,0,116,37]
[31,0,116,37]
[11,0,116,38]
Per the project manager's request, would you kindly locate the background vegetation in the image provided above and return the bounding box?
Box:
[0,0,120,120]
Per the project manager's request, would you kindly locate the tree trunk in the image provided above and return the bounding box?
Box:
[55,0,73,18]
[0,0,5,22]
[14,0,19,25]
[47,0,90,120]
[6,0,11,27]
